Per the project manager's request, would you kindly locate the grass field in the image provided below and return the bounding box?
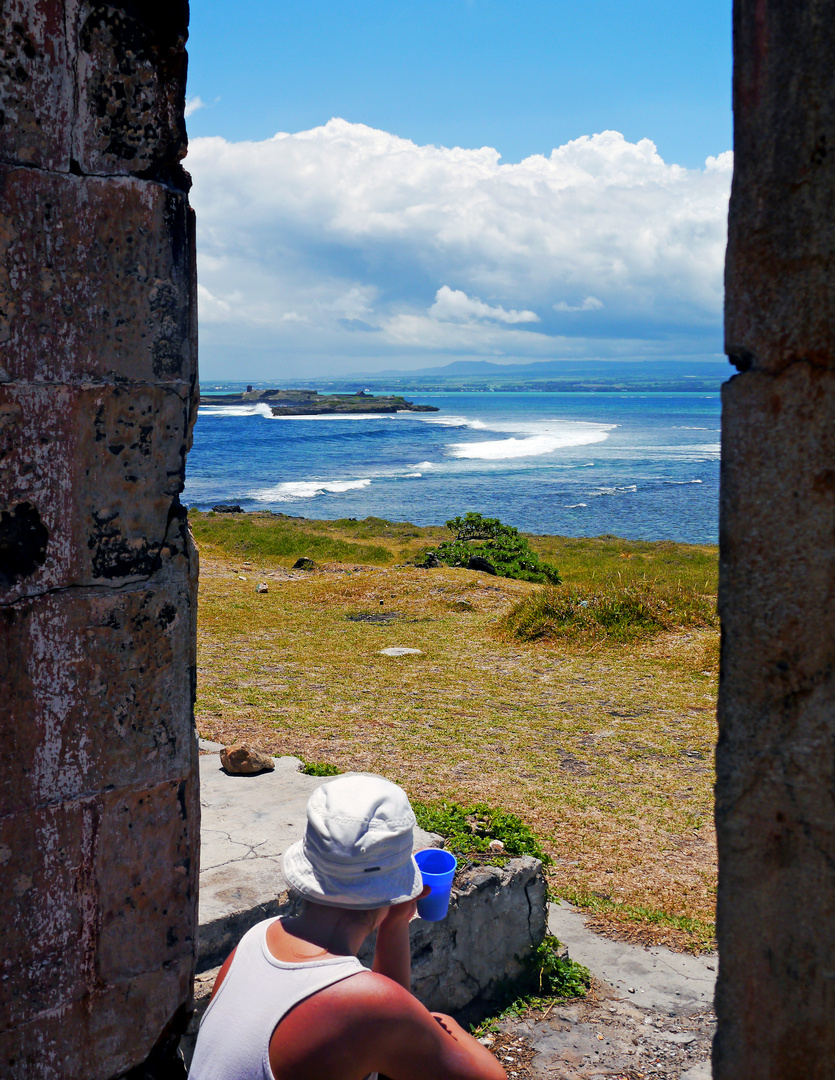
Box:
[191,511,719,952]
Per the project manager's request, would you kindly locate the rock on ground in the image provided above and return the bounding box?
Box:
[220,743,276,774]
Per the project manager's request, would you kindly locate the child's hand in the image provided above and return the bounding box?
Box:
[379,885,431,928]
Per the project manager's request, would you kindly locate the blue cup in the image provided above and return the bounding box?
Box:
[415,848,457,921]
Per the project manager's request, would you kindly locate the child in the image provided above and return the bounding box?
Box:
[189,773,505,1080]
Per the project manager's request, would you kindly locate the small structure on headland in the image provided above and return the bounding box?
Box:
[200,387,439,414]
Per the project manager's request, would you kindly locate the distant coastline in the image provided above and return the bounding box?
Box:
[199,387,439,415]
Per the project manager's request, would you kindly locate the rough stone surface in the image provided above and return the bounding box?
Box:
[0,0,74,171]
[718,2,835,1077]
[391,856,548,1013]
[499,993,715,1080]
[467,555,497,575]
[220,743,276,775]
[0,582,197,813]
[548,902,716,1016]
[0,1,189,182]
[0,4,198,1078]
[73,0,190,180]
[0,167,195,386]
[725,0,835,375]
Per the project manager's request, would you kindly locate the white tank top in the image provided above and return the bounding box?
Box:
[189,918,378,1080]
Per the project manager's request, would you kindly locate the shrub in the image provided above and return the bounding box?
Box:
[503,582,717,644]
[420,512,560,585]
[470,935,590,1035]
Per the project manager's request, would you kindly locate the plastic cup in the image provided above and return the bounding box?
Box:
[415,848,457,921]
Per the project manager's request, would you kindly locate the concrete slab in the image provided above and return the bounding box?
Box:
[197,754,439,968]
[548,900,717,1015]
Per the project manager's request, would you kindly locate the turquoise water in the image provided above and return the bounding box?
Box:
[184,389,722,544]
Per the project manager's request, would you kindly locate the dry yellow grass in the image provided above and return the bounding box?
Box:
[194,528,718,951]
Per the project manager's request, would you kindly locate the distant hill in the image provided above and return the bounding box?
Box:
[347,358,731,381]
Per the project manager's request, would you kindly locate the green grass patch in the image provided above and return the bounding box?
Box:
[562,890,717,953]
[299,761,343,776]
[502,582,717,644]
[190,512,396,566]
[528,534,718,595]
[413,800,551,866]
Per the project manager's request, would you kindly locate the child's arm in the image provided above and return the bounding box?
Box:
[372,888,429,990]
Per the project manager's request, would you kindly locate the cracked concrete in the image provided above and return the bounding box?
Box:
[548,902,716,1016]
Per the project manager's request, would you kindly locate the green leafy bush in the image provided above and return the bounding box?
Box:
[412,799,551,866]
[420,513,560,585]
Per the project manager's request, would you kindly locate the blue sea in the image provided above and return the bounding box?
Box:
[184,389,722,545]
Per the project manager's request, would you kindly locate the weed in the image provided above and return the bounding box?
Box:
[470,936,590,1035]
[412,800,551,866]
[534,935,592,997]
[299,761,343,777]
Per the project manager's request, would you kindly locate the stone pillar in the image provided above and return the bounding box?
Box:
[0,4,199,1078]
[716,1,835,1076]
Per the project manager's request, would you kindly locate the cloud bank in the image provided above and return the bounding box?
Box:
[185,119,732,376]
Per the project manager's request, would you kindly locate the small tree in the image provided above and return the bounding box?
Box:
[421,512,560,584]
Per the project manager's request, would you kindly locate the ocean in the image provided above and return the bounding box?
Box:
[184,389,722,545]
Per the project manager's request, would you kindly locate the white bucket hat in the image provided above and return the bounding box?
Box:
[281,774,423,909]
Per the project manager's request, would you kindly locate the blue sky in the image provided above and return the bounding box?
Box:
[184,1,733,379]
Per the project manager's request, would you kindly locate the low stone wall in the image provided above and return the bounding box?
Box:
[365,856,548,1012]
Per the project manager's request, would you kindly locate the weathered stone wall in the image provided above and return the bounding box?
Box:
[716,1,835,1076]
[0,3,199,1078]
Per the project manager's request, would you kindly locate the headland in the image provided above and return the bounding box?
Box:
[199,387,439,415]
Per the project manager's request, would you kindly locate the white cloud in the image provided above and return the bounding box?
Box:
[196,283,232,321]
[328,285,377,322]
[430,286,539,324]
[554,296,604,313]
[184,96,207,118]
[184,119,732,375]
[705,151,734,172]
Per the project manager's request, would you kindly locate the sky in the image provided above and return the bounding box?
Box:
[184,0,733,379]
